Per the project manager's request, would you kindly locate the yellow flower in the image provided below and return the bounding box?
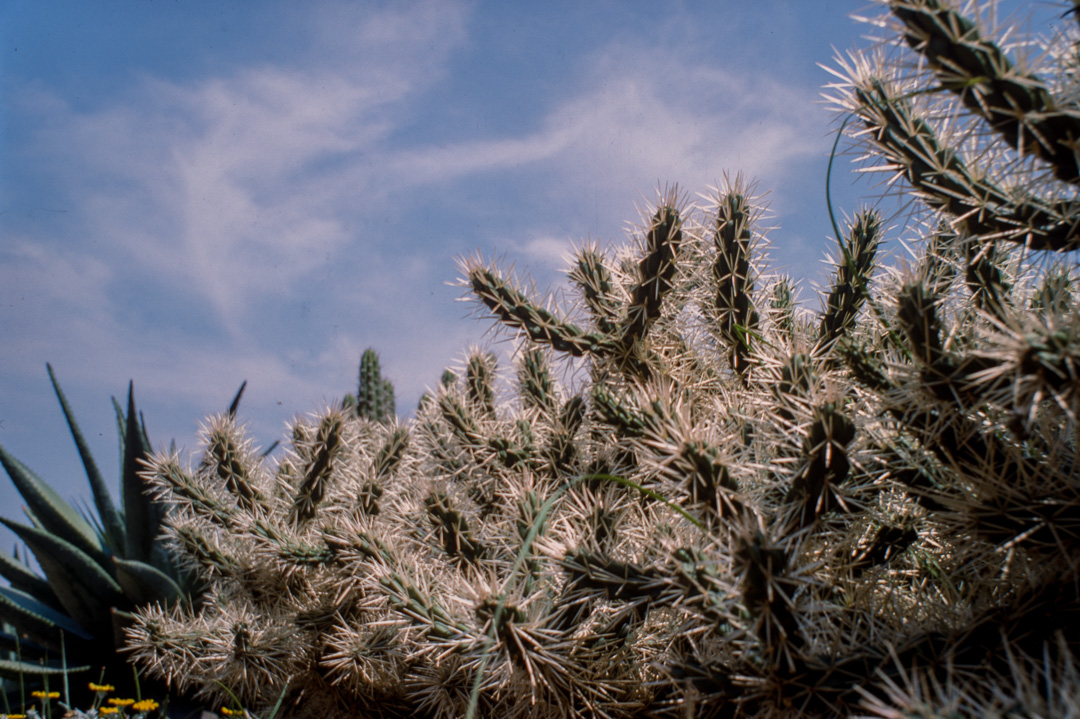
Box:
[221,708,247,717]
[89,682,115,693]
[3,714,27,718]
[31,691,60,699]
[99,708,120,715]
[108,697,135,706]
[132,699,160,712]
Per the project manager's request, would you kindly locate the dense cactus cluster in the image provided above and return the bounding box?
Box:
[123,1,1080,717]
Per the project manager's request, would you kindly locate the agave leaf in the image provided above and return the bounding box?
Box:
[112,556,183,606]
[0,518,124,635]
[75,495,106,539]
[0,627,51,657]
[47,363,127,555]
[0,444,108,567]
[229,380,247,418]
[121,384,163,564]
[0,548,61,609]
[0,657,92,680]
[0,585,92,643]
[113,395,126,476]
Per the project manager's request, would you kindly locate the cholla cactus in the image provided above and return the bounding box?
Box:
[126,2,1080,717]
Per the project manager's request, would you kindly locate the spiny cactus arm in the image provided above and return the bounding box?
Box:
[591,384,654,438]
[438,392,485,446]
[544,395,587,473]
[888,0,1080,184]
[517,347,556,413]
[382,377,396,421]
[371,426,410,481]
[659,439,744,527]
[0,445,108,568]
[710,187,761,376]
[568,246,621,335]
[464,258,612,357]
[322,524,395,565]
[290,412,345,526]
[46,364,126,552]
[169,524,242,576]
[1032,269,1074,315]
[424,491,487,564]
[770,276,798,340]
[146,457,238,529]
[848,523,919,577]
[831,578,1080,713]
[379,572,470,640]
[845,78,1080,251]
[818,211,882,351]
[733,529,804,667]
[782,401,858,528]
[963,238,1012,320]
[0,518,126,633]
[892,280,1062,420]
[201,417,269,515]
[618,198,684,352]
[123,602,213,693]
[918,223,960,296]
[560,550,676,606]
[839,338,895,394]
[593,383,745,527]
[960,483,1080,555]
[466,350,497,420]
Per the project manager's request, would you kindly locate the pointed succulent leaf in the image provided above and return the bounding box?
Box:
[46,363,126,553]
[0,548,61,608]
[112,396,126,473]
[0,585,92,642]
[1,518,125,634]
[0,444,107,567]
[0,657,92,680]
[112,556,183,606]
[121,383,162,563]
[228,380,248,418]
[0,628,52,658]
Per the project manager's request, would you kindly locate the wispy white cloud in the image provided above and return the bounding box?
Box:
[2,0,841,476]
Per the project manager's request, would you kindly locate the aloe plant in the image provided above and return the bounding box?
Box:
[0,365,200,708]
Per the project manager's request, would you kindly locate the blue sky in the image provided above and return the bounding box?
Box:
[0,0,1059,554]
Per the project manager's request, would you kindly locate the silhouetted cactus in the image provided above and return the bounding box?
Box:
[126,2,1080,717]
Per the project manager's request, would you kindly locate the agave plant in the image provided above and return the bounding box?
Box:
[0,365,208,708]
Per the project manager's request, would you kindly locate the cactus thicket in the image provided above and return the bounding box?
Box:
[125,2,1080,717]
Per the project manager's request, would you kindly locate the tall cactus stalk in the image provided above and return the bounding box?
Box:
[125,2,1080,717]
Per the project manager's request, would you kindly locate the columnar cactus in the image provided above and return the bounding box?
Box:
[344,348,397,423]
[125,2,1080,717]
